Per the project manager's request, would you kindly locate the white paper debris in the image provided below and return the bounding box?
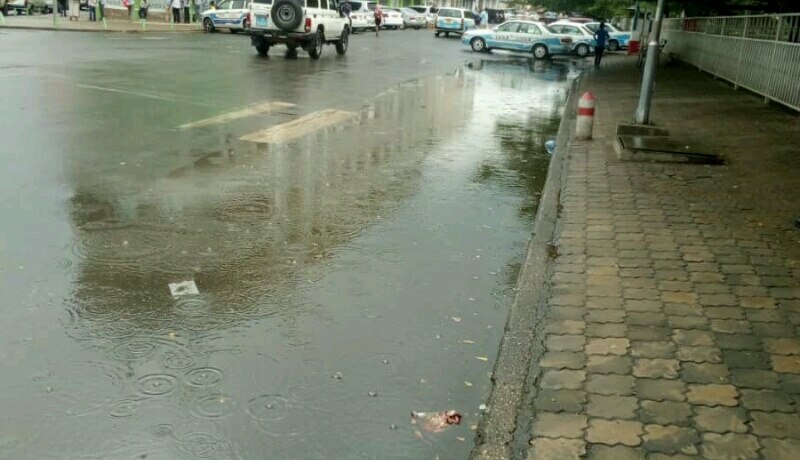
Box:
[168,280,199,297]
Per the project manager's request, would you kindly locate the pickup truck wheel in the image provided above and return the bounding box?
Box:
[256,42,270,56]
[335,28,349,55]
[308,31,323,59]
[271,0,302,32]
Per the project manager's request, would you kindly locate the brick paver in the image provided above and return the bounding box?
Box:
[526,55,800,458]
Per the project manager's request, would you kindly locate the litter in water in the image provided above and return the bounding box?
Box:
[545,140,556,155]
[411,410,462,433]
[168,280,199,297]
[476,356,489,362]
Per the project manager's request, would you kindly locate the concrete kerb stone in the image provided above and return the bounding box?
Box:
[0,25,199,33]
[469,74,583,460]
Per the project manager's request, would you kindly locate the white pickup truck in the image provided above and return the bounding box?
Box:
[248,0,350,59]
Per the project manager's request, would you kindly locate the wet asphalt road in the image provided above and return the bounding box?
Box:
[0,28,577,459]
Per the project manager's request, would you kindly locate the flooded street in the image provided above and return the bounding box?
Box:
[1,30,575,459]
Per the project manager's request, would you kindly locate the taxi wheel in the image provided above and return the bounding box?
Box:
[532,43,548,60]
[576,43,589,57]
[203,18,214,32]
[470,37,485,53]
[608,40,619,52]
[444,31,449,37]
[434,31,439,37]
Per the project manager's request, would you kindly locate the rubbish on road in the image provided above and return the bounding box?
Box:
[368,391,378,397]
[331,372,343,380]
[464,381,473,387]
[168,280,199,297]
[456,436,466,442]
[389,424,398,430]
[476,356,488,362]
[451,317,461,323]
[461,340,475,344]
[479,404,487,411]
[411,410,462,432]
[545,140,556,155]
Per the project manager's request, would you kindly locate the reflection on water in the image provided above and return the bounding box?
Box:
[2,59,573,460]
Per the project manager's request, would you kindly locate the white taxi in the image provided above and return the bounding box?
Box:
[461,20,572,59]
[202,0,252,33]
[547,21,597,57]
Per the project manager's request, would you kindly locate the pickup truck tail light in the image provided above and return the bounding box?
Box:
[304,17,312,32]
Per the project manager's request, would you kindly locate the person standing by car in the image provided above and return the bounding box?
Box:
[122,0,130,16]
[98,0,106,20]
[68,0,80,20]
[170,0,180,23]
[182,0,189,23]
[593,21,610,67]
[192,0,201,22]
[340,0,351,30]
[373,3,382,36]
[138,0,147,18]
[87,0,95,20]
[480,8,488,29]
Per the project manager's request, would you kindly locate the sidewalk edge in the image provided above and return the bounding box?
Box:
[0,24,201,33]
[469,73,582,460]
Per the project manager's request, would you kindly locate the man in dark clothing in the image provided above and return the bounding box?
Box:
[340,0,352,30]
[593,21,610,67]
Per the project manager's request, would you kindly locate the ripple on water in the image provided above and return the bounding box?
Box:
[163,352,197,370]
[69,229,172,273]
[175,431,233,460]
[109,399,140,417]
[109,340,158,362]
[153,423,175,437]
[190,391,238,419]
[136,374,178,396]
[184,367,224,388]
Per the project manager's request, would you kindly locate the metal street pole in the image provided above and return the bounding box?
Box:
[633,0,666,125]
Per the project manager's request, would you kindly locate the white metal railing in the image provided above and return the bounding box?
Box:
[663,14,800,112]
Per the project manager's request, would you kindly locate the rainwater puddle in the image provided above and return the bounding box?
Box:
[0,59,573,460]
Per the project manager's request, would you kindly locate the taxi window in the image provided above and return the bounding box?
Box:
[563,25,580,34]
[216,0,231,9]
[438,9,458,18]
[520,23,540,34]
[231,0,245,8]
[585,23,598,32]
[464,11,474,19]
[496,21,520,33]
[253,0,272,3]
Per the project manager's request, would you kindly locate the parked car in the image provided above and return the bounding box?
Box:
[547,21,596,57]
[584,21,631,51]
[380,7,403,29]
[407,4,437,25]
[399,7,425,29]
[461,20,573,59]
[201,0,251,33]
[6,0,31,14]
[434,7,475,38]
[249,0,349,59]
[348,0,376,33]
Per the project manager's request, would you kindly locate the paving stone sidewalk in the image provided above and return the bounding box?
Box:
[526,56,800,459]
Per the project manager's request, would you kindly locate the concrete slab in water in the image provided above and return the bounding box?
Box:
[615,136,724,164]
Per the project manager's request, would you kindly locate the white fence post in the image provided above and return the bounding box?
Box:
[733,17,748,90]
[762,16,783,104]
